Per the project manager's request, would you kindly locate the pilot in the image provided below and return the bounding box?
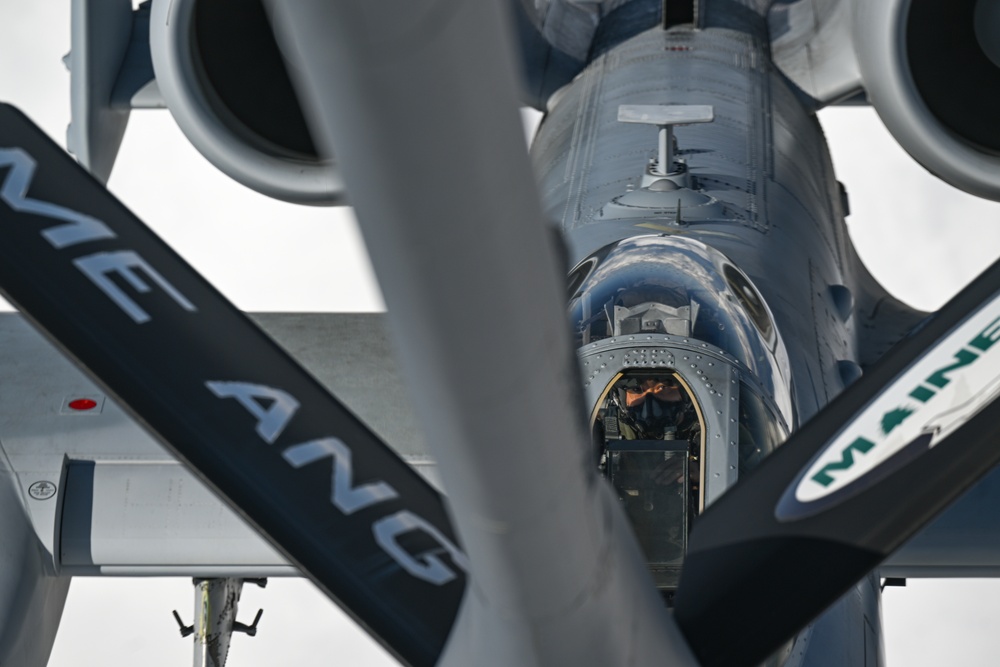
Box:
[616,377,692,440]
[595,374,700,486]
[604,377,695,566]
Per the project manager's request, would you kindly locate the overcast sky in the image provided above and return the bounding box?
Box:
[4,1,1000,665]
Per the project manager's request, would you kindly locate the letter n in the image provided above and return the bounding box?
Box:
[926,349,978,389]
[282,438,398,514]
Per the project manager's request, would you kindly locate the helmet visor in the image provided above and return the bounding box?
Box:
[625,380,682,407]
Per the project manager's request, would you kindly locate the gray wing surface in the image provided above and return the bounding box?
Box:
[0,311,436,576]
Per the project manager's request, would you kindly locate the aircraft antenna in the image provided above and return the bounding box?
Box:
[617,104,714,176]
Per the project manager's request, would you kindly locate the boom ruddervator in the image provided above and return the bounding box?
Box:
[570,235,794,594]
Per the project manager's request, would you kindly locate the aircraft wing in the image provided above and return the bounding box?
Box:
[883,467,1000,578]
[0,311,439,576]
[6,284,999,585]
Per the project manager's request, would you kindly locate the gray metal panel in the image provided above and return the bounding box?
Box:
[67,0,134,182]
[0,311,437,574]
[0,435,69,667]
[60,461,287,568]
[767,0,863,108]
[795,573,881,667]
[251,313,427,458]
[108,2,162,110]
[883,465,1000,577]
[533,27,776,237]
[61,565,298,576]
[0,311,426,459]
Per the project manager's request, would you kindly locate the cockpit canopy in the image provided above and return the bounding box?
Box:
[568,235,792,422]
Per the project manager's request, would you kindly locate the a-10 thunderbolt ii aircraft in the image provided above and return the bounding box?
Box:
[2,0,1000,665]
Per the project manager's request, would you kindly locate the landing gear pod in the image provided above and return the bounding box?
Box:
[150,0,345,205]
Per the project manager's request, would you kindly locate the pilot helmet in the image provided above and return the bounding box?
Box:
[617,375,690,439]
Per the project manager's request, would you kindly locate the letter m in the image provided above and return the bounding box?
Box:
[811,437,876,487]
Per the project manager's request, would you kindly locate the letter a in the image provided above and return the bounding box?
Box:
[206,381,299,444]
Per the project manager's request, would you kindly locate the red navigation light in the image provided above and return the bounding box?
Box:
[68,398,98,411]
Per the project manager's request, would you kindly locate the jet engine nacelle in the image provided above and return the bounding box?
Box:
[853,0,1000,201]
[149,0,345,205]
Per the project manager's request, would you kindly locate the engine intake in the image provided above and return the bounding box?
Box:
[150,0,345,205]
[854,0,1000,201]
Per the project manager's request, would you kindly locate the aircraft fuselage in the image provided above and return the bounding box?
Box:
[534,21,888,666]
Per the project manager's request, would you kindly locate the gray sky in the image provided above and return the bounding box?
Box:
[4,1,1000,665]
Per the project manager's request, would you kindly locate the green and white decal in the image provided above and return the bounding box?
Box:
[777,294,1000,519]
